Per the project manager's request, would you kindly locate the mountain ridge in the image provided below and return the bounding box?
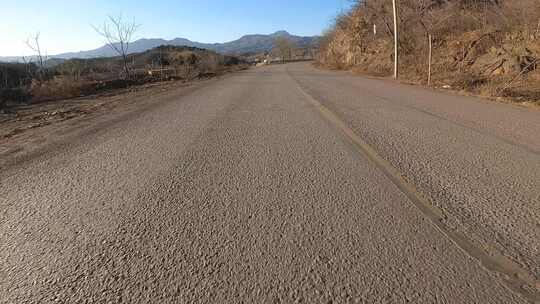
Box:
[0,31,319,62]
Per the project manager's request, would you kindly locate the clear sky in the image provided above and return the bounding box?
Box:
[0,0,353,56]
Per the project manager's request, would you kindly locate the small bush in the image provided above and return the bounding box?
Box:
[30,77,94,103]
[0,88,32,110]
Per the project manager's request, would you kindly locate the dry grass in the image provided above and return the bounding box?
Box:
[30,77,95,103]
[318,0,540,105]
[1,46,246,112]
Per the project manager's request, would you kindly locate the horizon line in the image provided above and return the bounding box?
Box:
[0,30,321,59]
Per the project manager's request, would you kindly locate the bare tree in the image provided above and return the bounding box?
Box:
[274,37,294,63]
[93,15,139,79]
[59,59,87,81]
[25,32,48,84]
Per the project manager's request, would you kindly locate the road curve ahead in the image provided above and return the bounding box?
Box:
[1,63,539,303]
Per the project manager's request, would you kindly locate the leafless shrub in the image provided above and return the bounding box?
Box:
[199,55,220,75]
[274,37,295,63]
[24,32,49,85]
[30,77,95,103]
[57,60,89,81]
[93,15,140,79]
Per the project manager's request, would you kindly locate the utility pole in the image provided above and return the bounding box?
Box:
[392,0,399,79]
[428,34,432,86]
[160,47,164,83]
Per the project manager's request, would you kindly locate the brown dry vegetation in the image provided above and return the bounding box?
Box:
[0,46,245,112]
[318,0,540,104]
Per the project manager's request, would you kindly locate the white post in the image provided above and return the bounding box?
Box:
[428,34,432,86]
[392,0,399,79]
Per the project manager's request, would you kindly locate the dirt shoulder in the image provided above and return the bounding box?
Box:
[314,62,540,110]
[0,68,247,169]
[354,68,540,110]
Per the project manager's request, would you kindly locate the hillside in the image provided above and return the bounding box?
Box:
[1,31,319,62]
[318,0,540,104]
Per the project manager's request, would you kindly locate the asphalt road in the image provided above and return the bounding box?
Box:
[1,63,539,303]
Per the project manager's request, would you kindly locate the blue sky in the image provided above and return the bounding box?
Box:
[0,0,352,56]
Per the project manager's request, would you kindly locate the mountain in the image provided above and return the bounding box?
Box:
[0,31,319,62]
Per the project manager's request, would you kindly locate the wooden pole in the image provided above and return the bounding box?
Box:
[392,0,399,79]
[428,34,432,86]
[160,47,164,82]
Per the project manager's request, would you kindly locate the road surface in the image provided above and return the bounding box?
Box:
[1,63,539,303]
